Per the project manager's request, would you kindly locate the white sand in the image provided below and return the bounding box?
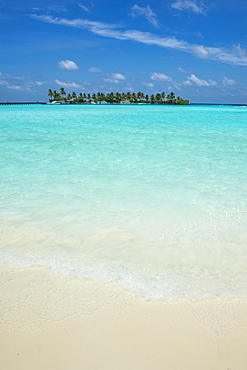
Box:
[1,265,247,370]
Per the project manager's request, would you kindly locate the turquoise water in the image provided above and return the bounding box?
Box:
[0,104,246,300]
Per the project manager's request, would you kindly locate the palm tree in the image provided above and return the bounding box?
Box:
[131,93,137,102]
[105,92,114,103]
[155,93,162,103]
[126,92,131,101]
[48,89,54,101]
[137,91,144,101]
[71,91,77,101]
[97,93,105,102]
[60,88,66,99]
[53,90,61,101]
[115,92,121,103]
[166,92,175,101]
[77,93,84,103]
[47,88,188,105]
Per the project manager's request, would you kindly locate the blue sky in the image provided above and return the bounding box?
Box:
[1,0,247,103]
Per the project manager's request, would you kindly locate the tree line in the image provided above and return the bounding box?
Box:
[48,88,189,105]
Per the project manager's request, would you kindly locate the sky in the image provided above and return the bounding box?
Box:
[1,0,247,103]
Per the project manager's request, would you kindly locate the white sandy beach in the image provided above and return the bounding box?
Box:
[1,265,247,370]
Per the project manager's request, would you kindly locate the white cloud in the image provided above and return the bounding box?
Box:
[102,77,119,84]
[6,85,22,90]
[58,60,79,70]
[184,74,216,86]
[32,14,247,66]
[0,80,22,90]
[130,5,159,27]
[150,73,173,82]
[142,82,154,88]
[31,14,120,31]
[88,67,102,72]
[171,0,206,14]
[32,5,67,13]
[0,81,22,90]
[172,83,182,90]
[27,80,43,86]
[112,73,125,80]
[192,45,210,58]
[195,31,204,38]
[0,74,43,92]
[102,73,126,84]
[54,79,82,88]
[79,4,90,12]
[178,67,191,73]
[222,77,237,86]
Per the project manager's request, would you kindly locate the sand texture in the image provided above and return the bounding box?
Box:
[1,266,247,370]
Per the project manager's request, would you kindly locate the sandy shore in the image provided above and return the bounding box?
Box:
[1,265,247,370]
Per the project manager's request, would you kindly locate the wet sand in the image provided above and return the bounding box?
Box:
[1,265,247,370]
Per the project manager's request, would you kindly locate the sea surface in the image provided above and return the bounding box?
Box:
[0,104,246,300]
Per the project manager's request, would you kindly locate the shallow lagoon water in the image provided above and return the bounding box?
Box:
[0,104,246,300]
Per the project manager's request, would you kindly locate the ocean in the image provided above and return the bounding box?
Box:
[0,104,246,300]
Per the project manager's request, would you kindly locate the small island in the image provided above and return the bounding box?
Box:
[48,89,189,105]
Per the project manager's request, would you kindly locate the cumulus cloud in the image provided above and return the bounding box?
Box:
[171,0,206,14]
[54,79,82,88]
[58,60,79,70]
[112,73,125,80]
[184,74,216,86]
[88,67,102,72]
[142,82,154,88]
[130,5,159,27]
[31,14,247,66]
[102,73,126,84]
[222,77,237,86]
[150,72,173,82]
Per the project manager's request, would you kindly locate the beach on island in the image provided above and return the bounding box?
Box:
[1,265,247,370]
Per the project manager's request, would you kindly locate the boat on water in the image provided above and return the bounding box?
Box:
[48,101,63,104]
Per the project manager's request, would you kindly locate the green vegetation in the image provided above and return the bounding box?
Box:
[47,88,189,105]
